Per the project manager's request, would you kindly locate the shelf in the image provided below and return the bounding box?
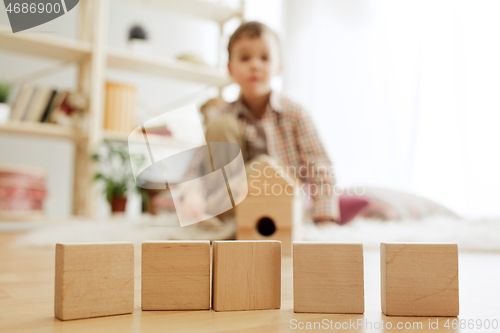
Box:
[0,25,91,62]
[119,0,242,24]
[0,122,85,141]
[107,48,232,86]
[103,130,201,150]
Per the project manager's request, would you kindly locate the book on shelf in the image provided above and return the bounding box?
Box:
[8,84,87,126]
[24,87,55,122]
[39,90,58,122]
[10,85,34,121]
[143,124,173,137]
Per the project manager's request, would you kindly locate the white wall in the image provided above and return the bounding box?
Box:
[281,0,500,218]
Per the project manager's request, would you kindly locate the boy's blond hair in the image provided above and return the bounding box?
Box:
[227,21,280,59]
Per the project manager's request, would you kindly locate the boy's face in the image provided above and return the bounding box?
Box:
[228,32,280,98]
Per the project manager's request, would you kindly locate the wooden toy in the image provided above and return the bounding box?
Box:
[293,242,364,313]
[141,241,210,310]
[235,156,303,255]
[212,240,281,311]
[54,243,134,321]
[381,243,459,316]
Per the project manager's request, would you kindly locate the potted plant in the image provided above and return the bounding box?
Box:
[0,82,11,124]
[128,24,150,54]
[91,142,145,214]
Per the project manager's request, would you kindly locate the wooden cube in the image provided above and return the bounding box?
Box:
[141,241,210,310]
[381,243,459,316]
[212,240,281,311]
[54,243,134,321]
[293,242,364,313]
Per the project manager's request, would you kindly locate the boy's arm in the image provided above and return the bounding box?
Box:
[295,109,339,222]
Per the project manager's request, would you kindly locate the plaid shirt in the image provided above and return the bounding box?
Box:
[217,91,339,222]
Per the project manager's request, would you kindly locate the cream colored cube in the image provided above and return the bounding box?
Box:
[212,240,281,311]
[141,241,210,310]
[293,242,364,313]
[381,243,459,316]
[54,243,134,321]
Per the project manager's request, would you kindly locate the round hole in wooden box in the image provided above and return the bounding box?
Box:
[256,217,276,236]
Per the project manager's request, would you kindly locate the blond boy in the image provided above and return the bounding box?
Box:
[201,21,339,224]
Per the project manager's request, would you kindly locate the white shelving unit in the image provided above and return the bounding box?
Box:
[0,0,243,218]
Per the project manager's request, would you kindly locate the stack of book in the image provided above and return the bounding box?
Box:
[9,85,86,125]
[104,81,136,133]
[0,164,47,220]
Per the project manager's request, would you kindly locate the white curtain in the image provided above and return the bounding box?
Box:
[281,0,500,218]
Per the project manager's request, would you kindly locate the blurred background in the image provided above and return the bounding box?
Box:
[0,0,499,223]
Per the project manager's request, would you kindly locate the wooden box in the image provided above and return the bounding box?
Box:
[293,242,364,313]
[54,243,134,320]
[236,157,303,256]
[381,243,459,316]
[104,81,136,133]
[212,240,281,311]
[141,241,210,310]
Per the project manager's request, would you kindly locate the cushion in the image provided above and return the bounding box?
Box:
[337,196,370,225]
[344,186,460,221]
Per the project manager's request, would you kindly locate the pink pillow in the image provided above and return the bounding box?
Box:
[345,187,460,221]
[337,195,370,225]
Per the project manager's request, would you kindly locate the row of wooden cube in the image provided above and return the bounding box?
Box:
[142,240,281,312]
[294,242,459,316]
[54,240,281,320]
[54,240,459,321]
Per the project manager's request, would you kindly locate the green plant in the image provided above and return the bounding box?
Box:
[0,82,11,103]
[91,141,145,203]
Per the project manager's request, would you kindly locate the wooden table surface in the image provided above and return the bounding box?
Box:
[1,232,499,332]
